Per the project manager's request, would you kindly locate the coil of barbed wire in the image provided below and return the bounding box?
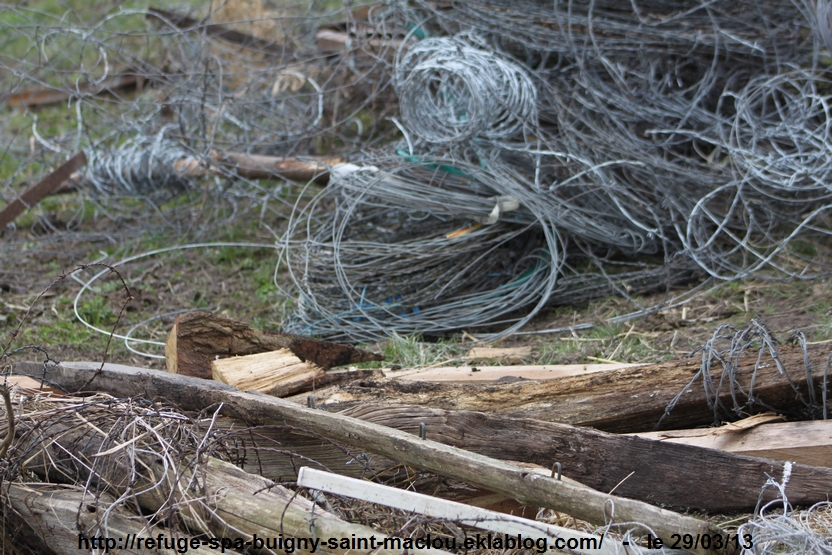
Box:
[277,155,562,342]
[84,131,196,198]
[394,35,538,145]
[723,69,832,197]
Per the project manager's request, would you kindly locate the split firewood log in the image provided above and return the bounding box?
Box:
[165,311,383,380]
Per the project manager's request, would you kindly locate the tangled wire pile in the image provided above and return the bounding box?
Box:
[738,482,832,554]
[278,0,832,340]
[394,35,538,145]
[278,156,560,341]
[3,0,832,341]
[0,0,402,235]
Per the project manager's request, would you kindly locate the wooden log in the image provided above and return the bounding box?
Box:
[336,404,832,513]
[30,361,731,555]
[6,483,216,555]
[305,343,830,433]
[631,420,832,469]
[218,152,343,184]
[211,418,542,518]
[209,417,526,519]
[165,311,383,379]
[213,417,398,482]
[172,152,346,184]
[455,461,588,517]
[212,349,324,397]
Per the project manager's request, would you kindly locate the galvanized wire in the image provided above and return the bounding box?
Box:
[4,0,832,343]
[277,155,562,342]
[738,481,832,555]
[394,35,538,145]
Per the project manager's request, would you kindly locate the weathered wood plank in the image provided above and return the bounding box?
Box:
[387,362,637,382]
[307,344,829,432]
[631,420,832,468]
[337,404,832,512]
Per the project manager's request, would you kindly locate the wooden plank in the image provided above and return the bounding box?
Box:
[29,360,731,555]
[307,344,830,433]
[0,152,87,228]
[631,420,832,469]
[389,362,639,383]
[338,404,832,513]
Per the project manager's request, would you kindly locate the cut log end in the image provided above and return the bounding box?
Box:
[212,349,324,398]
[165,311,384,379]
